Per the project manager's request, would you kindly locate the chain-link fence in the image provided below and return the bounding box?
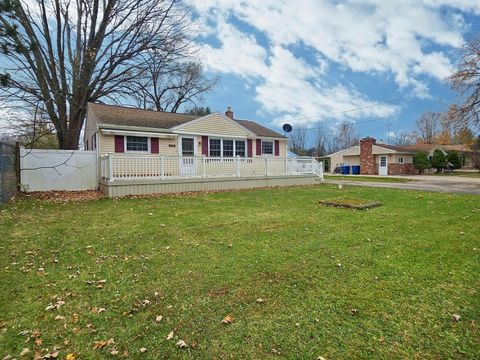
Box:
[0,141,17,204]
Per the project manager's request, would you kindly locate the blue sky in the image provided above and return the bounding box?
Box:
[186,0,480,144]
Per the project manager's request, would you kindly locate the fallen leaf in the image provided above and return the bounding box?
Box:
[155,315,163,322]
[19,348,30,356]
[166,331,174,340]
[317,357,327,360]
[139,347,147,353]
[350,308,359,315]
[452,314,461,321]
[110,349,119,355]
[34,338,42,346]
[176,340,187,349]
[65,354,76,360]
[54,315,65,321]
[221,315,233,324]
[93,338,113,350]
[256,298,264,303]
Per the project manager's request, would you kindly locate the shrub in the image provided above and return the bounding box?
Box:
[413,151,430,173]
[447,151,461,170]
[431,149,447,172]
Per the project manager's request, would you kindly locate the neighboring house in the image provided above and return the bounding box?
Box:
[398,144,474,169]
[327,137,475,176]
[85,103,288,159]
[327,137,416,175]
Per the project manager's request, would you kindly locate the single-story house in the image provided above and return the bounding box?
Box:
[327,137,416,175]
[85,103,288,158]
[327,137,475,175]
[84,103,323,196]
[397,143,474,169]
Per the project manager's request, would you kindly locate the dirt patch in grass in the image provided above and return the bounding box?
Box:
[320,197,382,209]
[19,190,105,202]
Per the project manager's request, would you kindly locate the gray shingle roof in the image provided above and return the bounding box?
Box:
[89,103,286,138]
[89,103,198,130]
[235,119,286,138]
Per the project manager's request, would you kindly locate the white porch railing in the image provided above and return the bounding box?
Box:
[101,154,323,181]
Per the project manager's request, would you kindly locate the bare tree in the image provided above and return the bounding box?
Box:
[0,0,197,149]
[329,121,358,152]
[289,124,307,155]
[130,53,217,112]
[448,36,480,130]
[393,131,416,146]
[416,112,442,144]
[313,124,330,156]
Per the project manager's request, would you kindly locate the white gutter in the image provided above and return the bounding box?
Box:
[101,128,177,139]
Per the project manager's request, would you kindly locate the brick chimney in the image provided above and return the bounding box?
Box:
[360,137,376,175]
[225,106,233,119]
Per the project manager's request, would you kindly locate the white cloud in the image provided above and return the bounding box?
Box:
[187,0,473,125]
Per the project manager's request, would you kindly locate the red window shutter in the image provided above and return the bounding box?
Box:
[247,139,252,157]
[151,138,159,154]
[114,135,124,153]
[256,139,261,155]
[202,136,208,155]
[274,140,280,156]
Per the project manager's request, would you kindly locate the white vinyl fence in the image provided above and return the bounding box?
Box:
[101,154,324,181]
[20,148,97,191]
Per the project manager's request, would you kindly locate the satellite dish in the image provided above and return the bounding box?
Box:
[282,123,293,133]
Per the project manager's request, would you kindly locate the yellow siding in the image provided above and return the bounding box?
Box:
[160,138,179,156]
[84,107,97,150]
[279,140,287,157]
[100,133,115,154]
[342,155,360,166]
[176,113,250,137]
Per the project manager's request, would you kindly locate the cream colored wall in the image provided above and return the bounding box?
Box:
[342,155,360,166]
[176,113,250,137]
[329,153,344,172]
[100,133,180,156]
[99,133,115,154]
[375,154,412,164]
[84,107,97,150]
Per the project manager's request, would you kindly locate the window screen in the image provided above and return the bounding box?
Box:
[181,138,194,156]
[262,141,273,155]
[209,139,221,157]
[235,140,246,157]
[223,140,234,157]
[126,136,148,152]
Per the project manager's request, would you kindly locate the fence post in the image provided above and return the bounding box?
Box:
[161,156,165,180]
[235,157,240,177]
[15,142,20,191]
[108,155,113,181]
[265,157,269,176]
[202,156,206,178]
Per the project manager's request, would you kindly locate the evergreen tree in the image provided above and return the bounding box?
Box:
[413,151,430,174]
[447,151,461,170]
[431,149,447,172]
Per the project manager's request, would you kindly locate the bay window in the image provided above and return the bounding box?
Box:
[209,138,246,157]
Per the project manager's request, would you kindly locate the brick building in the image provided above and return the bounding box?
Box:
[327,137,416,175]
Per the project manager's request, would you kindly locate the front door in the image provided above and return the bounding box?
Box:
[179,137,196,176]
[379,156,388,176]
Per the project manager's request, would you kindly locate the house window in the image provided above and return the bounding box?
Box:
[398,157,404,164]
[235,140,246,157]
[223,139,234,157]
[181,137,194,156]
[209,139,221,157]
[380,156,387,167]
[262,140,273,155]
[91,134,97,150]
[209,139,247,157]
[126,136,148,152]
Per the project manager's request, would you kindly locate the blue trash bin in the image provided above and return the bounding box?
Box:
[351,165,360,175]
[341,165,350,175]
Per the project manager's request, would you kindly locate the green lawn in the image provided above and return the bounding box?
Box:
[427,171,480,179]
[324,175,413,183]
[1,186,479,359]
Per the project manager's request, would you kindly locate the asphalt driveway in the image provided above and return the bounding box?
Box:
[323,174,480,195]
